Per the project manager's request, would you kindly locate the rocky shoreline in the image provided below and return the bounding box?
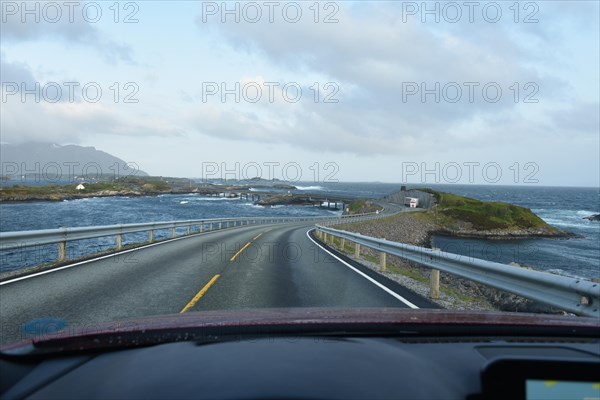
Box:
[0,190,145,203]
[430,227,576,240]
[334,212,567,314]
[584,213,600,222]
[0,181,299,203]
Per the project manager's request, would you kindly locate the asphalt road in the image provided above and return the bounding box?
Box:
[0,214,436,344]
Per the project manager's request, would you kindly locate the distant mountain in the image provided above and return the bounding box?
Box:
[0,142,148,182]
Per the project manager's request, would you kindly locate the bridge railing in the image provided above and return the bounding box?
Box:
[314,225,600,318]
[0,212,386,267]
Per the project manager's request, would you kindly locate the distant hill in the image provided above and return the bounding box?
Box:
[0,142,148,182]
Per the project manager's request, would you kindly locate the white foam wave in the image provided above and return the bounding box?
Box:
[196,196,240,201]
[546,269,587,280]
[541,219,598,230]
[245,204,265,209]
[534,208,600,230]
[295,186,324,191]
[576,210,600,217]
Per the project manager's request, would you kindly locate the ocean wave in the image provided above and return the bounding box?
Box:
[546,269,587,280]
[195,196,240,201]
[62,197,91,203]
[245,204,265,209]
[295,185,324,191]
[576,210,600,217]
[535,208,600,227]
[179,201,189,205]
[541,219,598,230]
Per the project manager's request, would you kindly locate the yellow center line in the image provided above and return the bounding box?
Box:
[230,241,251,262]
[180,274,220,313]
[231,228,269,262]
[180,228,270,312]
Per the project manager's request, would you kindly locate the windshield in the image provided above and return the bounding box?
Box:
[0,1,598,348]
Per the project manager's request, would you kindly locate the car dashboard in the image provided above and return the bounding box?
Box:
[1,309,599,399]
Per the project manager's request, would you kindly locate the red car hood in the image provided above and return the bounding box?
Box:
[2,308,599,354]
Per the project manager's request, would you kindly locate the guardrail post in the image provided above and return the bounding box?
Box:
[218,222,222,229]
[58,241,66,262]
[340,237,345,250]
[380,250,386,272]
[187,225,191,235]
[200,223,204,233]
[210,223,213,231]
[430,269,440,299]
[116,234,122,251]
[354,243,360,258]
[149,230,154,243]
[171,227,176,237]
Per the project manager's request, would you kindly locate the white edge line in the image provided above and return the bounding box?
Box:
[306,228,419,309]
[0,225,260,286]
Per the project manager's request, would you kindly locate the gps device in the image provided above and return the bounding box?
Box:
[481,358,600,400]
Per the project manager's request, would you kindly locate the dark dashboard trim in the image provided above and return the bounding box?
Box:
[1,309,598,357]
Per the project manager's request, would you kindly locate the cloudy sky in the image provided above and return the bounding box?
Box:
[1,1,598,186]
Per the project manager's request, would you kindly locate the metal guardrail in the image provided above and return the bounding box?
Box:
[315,225,600,318]
[0,212,387,265]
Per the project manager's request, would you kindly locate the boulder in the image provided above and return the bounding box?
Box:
[583,214,600,222]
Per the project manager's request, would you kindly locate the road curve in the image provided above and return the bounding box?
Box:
[0,218,435,344]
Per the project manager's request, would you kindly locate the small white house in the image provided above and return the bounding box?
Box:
[76,183,86,190]
[404,197,419,208]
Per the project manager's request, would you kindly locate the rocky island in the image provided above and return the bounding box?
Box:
[418,189,570,239]
[583,213,600,222]
[0,176,298,203]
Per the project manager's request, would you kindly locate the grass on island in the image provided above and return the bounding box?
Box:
[418,189,555,231]
[2,181,127,195]
[0,176,174,200]
[346,199,384,214]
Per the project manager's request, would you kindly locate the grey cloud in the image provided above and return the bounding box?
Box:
[551,101,600,135]
[1,100,184,145]
[1,3,135,64]
[193,3,592,156]
[1,56,92,103]
[0,55,36,86]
